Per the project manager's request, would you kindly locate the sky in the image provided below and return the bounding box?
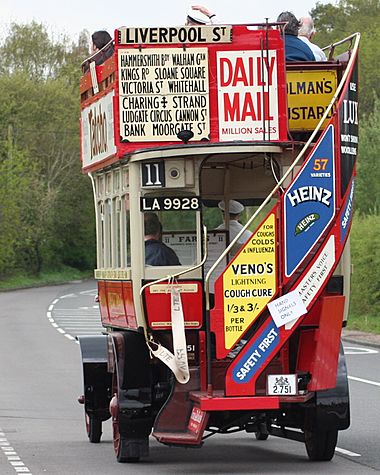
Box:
[1,0,331,44]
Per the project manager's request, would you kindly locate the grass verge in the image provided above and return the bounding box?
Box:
[347,313,380,334]
[0,268,93,291]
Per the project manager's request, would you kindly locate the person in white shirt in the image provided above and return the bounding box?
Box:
[186,5,217,25]
[216,200,251,256]
[298,16,327,61]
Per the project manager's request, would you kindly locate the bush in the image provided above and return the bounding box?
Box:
[349,213,380,328]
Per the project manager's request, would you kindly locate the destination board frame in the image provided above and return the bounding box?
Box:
[111,25,289,159]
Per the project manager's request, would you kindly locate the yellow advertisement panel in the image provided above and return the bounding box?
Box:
[287,69,337,131]
[223,213,277,348]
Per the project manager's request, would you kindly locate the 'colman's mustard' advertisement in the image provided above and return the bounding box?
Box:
[223,213,277,348]
[287,69,337,130]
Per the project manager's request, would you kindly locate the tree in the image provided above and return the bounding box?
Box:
[356,98,380,214]
[0,22,95,277]
[312,0,380,116]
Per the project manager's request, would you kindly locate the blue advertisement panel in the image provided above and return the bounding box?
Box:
[231,320,279,383]
[340,179,355,244]
[284,125,335,277]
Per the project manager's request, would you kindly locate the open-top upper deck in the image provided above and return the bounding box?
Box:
[80,23,358,173]
[80,24,290,171]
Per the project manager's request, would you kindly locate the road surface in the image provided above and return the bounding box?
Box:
[0,281,379,474]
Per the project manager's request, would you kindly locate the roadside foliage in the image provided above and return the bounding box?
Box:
[0,22,95,278]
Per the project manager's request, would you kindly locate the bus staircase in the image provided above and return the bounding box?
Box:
[152,34,359,447]
[152,202,345,447]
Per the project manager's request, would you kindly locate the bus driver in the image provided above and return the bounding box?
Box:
[144,212,181,266]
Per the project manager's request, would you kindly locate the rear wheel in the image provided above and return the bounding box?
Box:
[111,373,140,463]
[85,414,102,443]
[255,422,269,441]
[305,428,338,461]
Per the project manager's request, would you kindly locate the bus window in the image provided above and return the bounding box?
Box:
[114,169,120,192]
[94,168,131,271]
[142,196,200,267]
[112,197,121,268]
[98,200,104,268]
[122,166,129,191]
[104,199,112,267]
[122,194,131,267]
[105,172,112,195]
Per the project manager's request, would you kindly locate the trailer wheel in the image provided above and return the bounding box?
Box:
[86,414,102,443]
[305,428,338,461]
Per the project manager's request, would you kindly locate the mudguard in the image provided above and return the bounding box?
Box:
[305,342,350,431]
[78,335,112,421]
[111,331,153,459]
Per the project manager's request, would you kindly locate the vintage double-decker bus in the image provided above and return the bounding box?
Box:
[78,21,360,463]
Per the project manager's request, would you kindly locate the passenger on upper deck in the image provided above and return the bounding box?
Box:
[277,11,315,62]
[144,213,181,266]
[299,16,327,61]
[186,5,217,25]
[91,30,114,65]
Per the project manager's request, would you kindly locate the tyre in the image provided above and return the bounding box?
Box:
[255,422,269,440]
[111,373,140,463]
[255,431,269,441]
[116,438,140,463]
[305,428,338,461]
[86,414,102,443]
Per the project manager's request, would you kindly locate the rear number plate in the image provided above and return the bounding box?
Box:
[267,374,297,395]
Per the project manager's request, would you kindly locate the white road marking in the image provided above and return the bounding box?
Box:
[80,289,97,295]
[56,315,100,322]
[0,427,31,474]
[54,308,98,311]
[335,447,361,457]
[46,288,102,342]
[344,346,378,355]
[348,375,380,387]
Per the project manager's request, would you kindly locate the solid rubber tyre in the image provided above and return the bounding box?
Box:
[116,439,140,463]
[305,428,338,461]
[111,372,140,463]
[255,422,269,440]
[86,414,102,443]
[255,431,269,441]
